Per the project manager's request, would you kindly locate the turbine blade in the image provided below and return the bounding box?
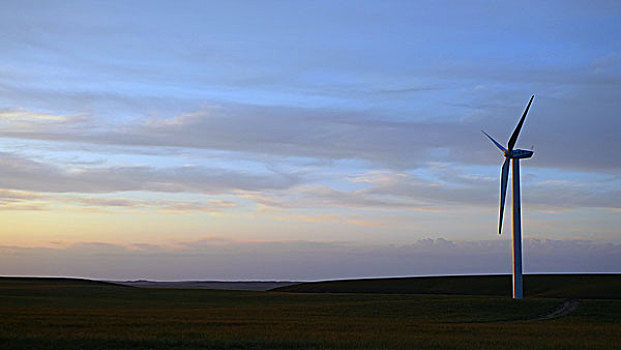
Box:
[499,158,510,234]
[482,130,507,153]
[507,95,534,151]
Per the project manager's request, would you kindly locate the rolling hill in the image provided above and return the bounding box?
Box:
[272,274,621,299]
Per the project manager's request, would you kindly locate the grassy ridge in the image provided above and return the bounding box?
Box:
[273,274,621,299]
[114,280,297,290]
[1,277,620,349]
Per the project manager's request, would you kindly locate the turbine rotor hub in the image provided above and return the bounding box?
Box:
[508,149,534,159]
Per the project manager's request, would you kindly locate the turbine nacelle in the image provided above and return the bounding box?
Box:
[505,149,533,159]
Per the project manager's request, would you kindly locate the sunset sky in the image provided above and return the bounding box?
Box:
[0,1,619,280]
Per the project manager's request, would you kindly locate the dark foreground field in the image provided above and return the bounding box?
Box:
[274,274,621,298]
[1,276,620,349]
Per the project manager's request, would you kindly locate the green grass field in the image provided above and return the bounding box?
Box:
[1,276,619,349]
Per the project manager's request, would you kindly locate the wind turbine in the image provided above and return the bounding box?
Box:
[482,95,534,299]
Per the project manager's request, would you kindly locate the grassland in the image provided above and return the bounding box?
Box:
[274,274,621,299]
[1,276,620,349]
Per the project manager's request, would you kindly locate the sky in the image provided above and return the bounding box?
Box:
[0,1,619,280]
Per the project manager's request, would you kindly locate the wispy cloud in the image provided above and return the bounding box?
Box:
[242,169,621,211]
[1,91,619,174]
[0,152,299,194]
[0,188,237,213]
[0,188,48,210]
[0,150,618,214]
[59,195,236,213]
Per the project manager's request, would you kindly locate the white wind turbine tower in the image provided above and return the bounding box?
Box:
[482,95,534,299]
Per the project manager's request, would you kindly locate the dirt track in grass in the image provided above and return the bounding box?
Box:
[452,299,580,324]
[533,299,580,320]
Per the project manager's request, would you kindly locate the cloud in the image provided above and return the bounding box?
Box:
[0,188,42,202]
[0,148,618,213]
[0,108,78,125]
[273,212,403,228]
[0,152,299,194]
[0,186,237,213]
[1,237,618,280]
[0,89,619,175]
[243,169,621,211]
[527,179,621,209]
[0,1,619,178]
[0,105,464,169]
[60,195,236,213]
[0,188,48,210]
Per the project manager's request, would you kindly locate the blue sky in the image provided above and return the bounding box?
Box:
[0,1,619,280]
